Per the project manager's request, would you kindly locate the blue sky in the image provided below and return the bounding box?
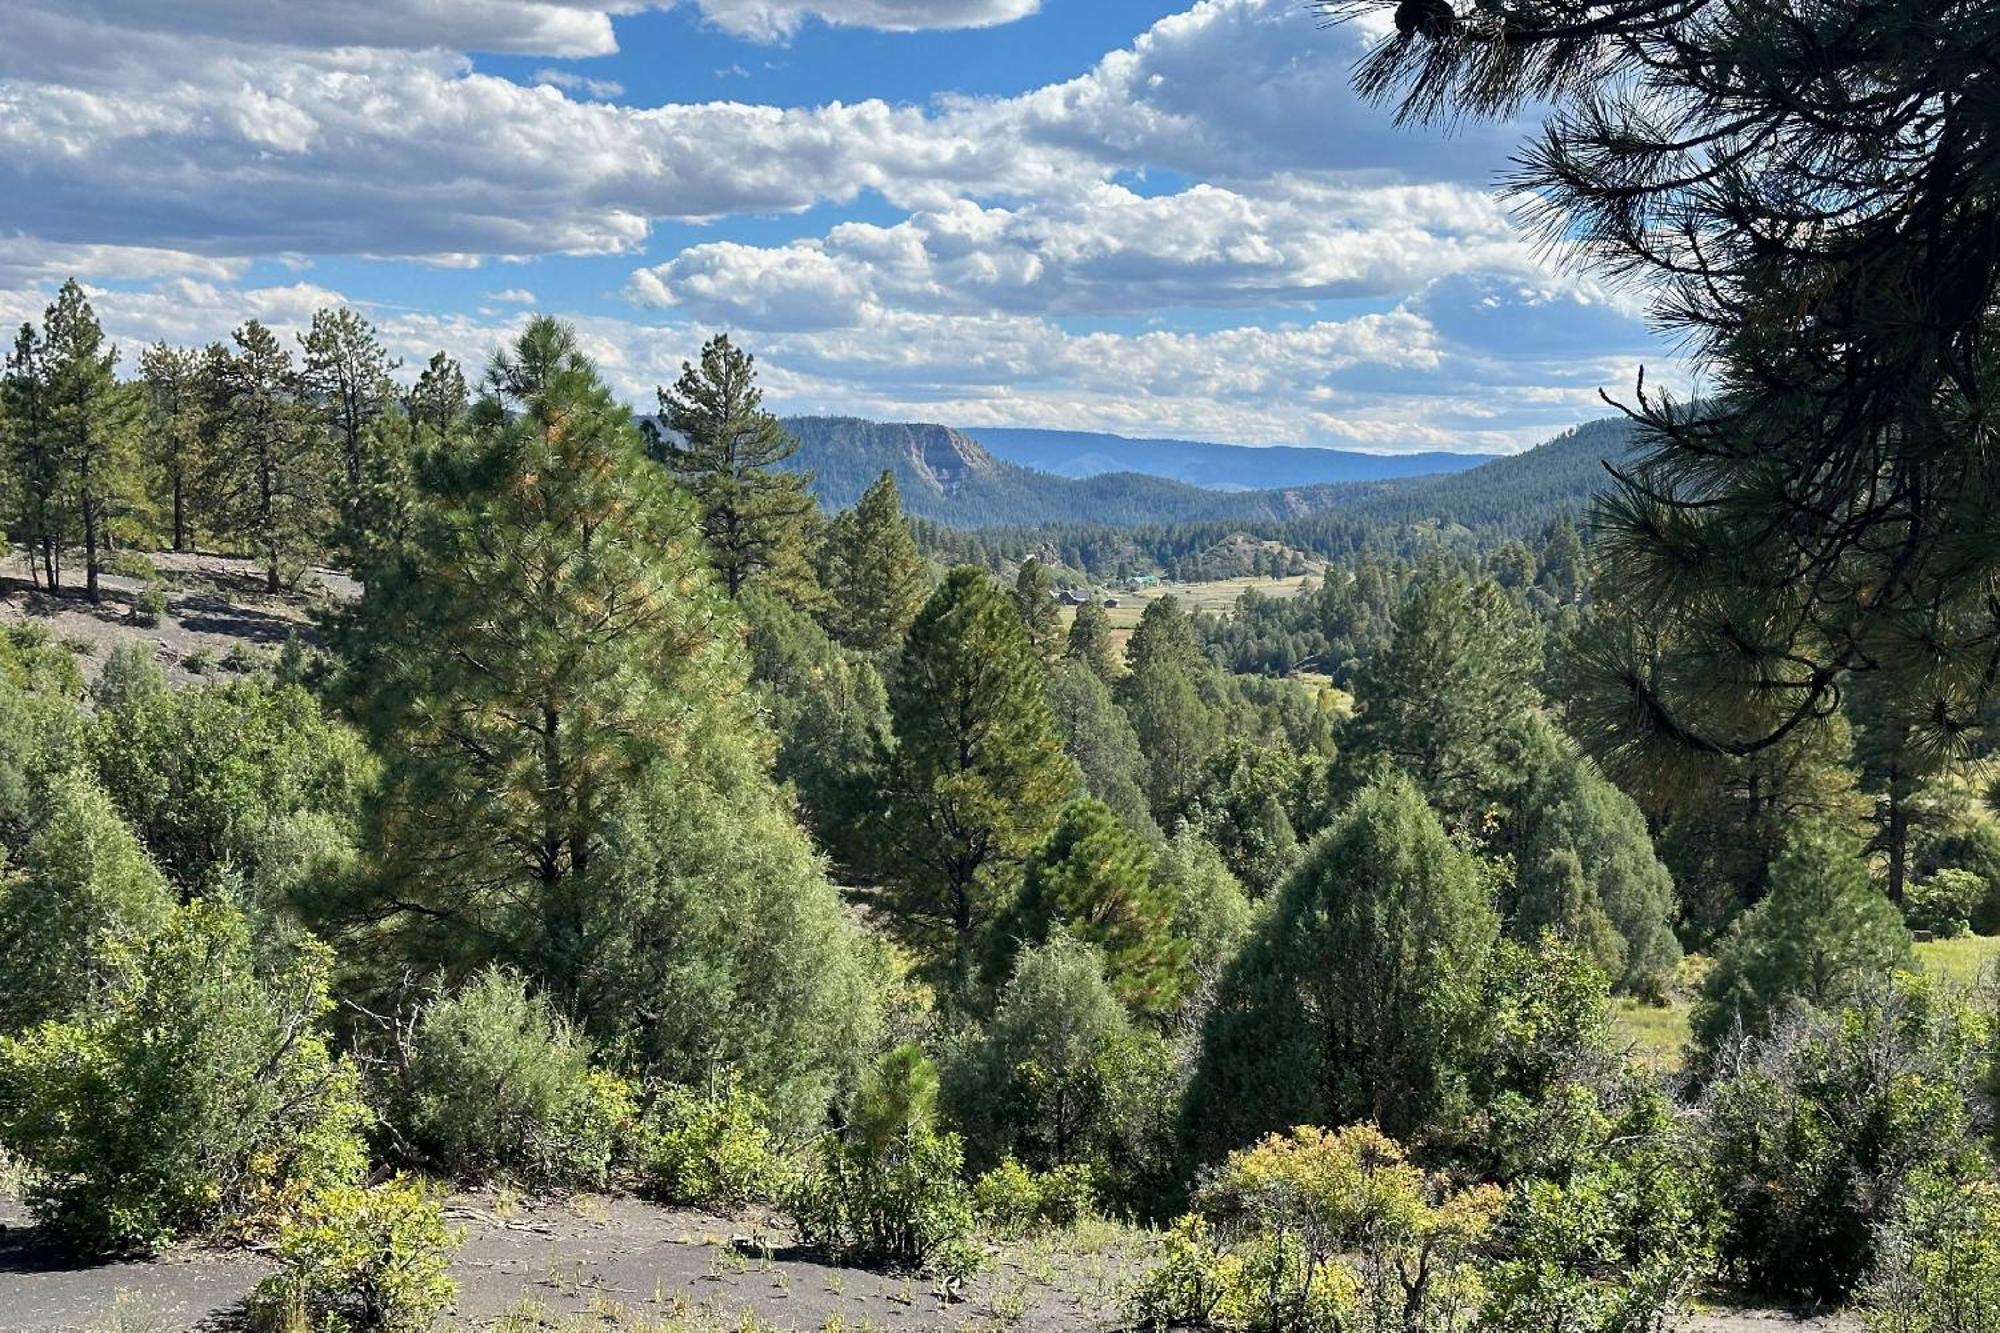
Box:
[0,0,1681,453]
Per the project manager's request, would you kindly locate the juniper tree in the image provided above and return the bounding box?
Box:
[1065,599,1118,681]
[649,334,817,601]
[1319,0,2000,779]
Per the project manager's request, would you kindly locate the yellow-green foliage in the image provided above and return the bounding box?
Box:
[636,1075,781,1208]
[971,1158,1096,1238]
[251,1176,460,1333]
[1132,1125,1499,1333]
[1865,1176,2000,1333]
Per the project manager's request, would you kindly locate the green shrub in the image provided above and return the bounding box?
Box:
[635,1075,781,1208]
[182,647,217,675]
[1863,1174,2000,1333]
[1907,869,1985,938]
[401,968,634,1191]
[1704,974,1991,1302]
[785,1046,974,1271]
[132,585,168,627]
[250,1177,459,1333]
[103,551,159,581]
[1129,1125,1498,1333]
[0,901,369,1252]
[222,642,263,675]
[971,1158,1096,1237]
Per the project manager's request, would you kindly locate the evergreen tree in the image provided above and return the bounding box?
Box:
[39,282,135,603]
[1182,770,1499,1159]
[406,351,468,442]
[876,566,1078,991]
[328,317,739,993]
[1012,557,1062,661]
[649,334,817,600]
[820,471,926,651]
[1122,659,1223,820]
[1692,824,1911,1054]
[1045,662,1160,842]
[2,320,62,588]
[1124,594,1202,674]
[297,306,396,492]
[1065,599,1118,681]
[138,343,203,552]
[204,321,330,591]
[982,799,1185,1015]
[1346,571,1540,825]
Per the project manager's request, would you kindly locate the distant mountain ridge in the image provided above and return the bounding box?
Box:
[772,414,1636,539]
[959,426,1495,490]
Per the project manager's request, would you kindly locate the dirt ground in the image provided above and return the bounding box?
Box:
[0,1186,1863,1333]
[0,1191,1141,1332]
[0,551,354,688]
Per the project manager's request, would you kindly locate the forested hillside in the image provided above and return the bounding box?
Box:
[778,413,1623,540]
[960,425,1495,489]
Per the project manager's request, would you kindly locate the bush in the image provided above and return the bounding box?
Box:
[222,642,263,675]
[1907,868,1985,938]
[182,647,217,675]
[635,1075,781,1208]
[1704,974,1991,1302]
[400,968,634,1191]
[1863,1174,2000,1333]
[785,1046,974,1271]
[1130,1124,1499,1333]
[250,1177,459,1333]
[0,901,369,1252]
[132,585,167,627]
[972,1159,1095,1237]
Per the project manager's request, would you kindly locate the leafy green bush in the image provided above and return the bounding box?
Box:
[400,968,634,1191]
[1907,869,1985,938]
[1130,1124,1499,1333]
[786,1046,974,1271]
[222,642,263,675]
[1704,974,1991,1301]
[132,585,167,627]
[102,551,159,581]
[971,1158,1096,1237]
[250,1177,459,1333]
[1863,1174,2000,1333]
[0,901,369,1252]
[635,1075,781,1208]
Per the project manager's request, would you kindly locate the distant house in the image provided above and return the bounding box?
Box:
[1102,598,1121,609]
[1060,589,1091,607]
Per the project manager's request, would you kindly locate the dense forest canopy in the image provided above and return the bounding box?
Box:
[1,1,1999,1326]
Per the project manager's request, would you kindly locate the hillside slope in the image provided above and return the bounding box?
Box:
[780,413,1637,539]
[961,426,1494,489]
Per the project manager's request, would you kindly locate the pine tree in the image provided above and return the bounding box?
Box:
[649,334,817,601]
[1045,662,1159,842]
[1012,557,1062,661]
[297,307,397,493]
[328,317,740,991]
[1346,571,1540,825]
[204,321,330,592]
[1066,600,1118,681]
[138,344,203,552]
[39,282,135,604]
[2,322,61,588]
[820,471,926,651]
[1124,594,1201,674]
[876,566,1078,991]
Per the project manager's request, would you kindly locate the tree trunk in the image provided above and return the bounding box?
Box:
[172,474,187,552]
[82,497,100,604]
[1886,785,1909,904]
